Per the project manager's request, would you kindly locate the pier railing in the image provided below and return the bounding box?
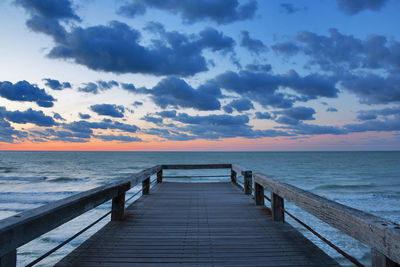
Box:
[0,163,399,267]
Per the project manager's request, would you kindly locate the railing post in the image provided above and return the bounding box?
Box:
[157,169,163,183]
[142,177,150,195]
[255,182,264,205]
[271,193,284,222]
[371,248,400,267]
[243,171,252,195]
[0,250,16,267]
[111,183,130,221]
[231,169,237,183]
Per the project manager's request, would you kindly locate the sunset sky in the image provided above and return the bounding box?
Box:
[0,0,399,151]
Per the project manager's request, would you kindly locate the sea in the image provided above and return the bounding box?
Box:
[0,151,399,266]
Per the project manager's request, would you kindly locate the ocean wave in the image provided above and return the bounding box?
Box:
[0,166,16,173]
[313,183,375,191]
[48,177,84,183]
[0,176,46,182]
[0,191,79,204]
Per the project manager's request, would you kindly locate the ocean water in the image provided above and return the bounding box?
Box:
[0,151,399,266]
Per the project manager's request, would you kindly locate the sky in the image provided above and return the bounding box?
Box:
[0,0,399,151]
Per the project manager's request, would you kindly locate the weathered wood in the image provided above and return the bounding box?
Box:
[271,193,284,222]
[231,169,237,183]
[372,248,400,267]
[0,249,16,267]
[254,173,400,264]
[162,164,231,169]
[142,177,150,195]
[231,164,246,175]
[111,191,126,221]
[157,169,163,183]
[0,165,161,257]
[243,171,252,195]
[56,182,339,267]
[255,182,264,206]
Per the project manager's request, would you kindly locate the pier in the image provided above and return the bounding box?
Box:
[0,164,399,266]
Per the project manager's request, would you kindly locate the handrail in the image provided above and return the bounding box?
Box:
[254,172,400,266]
[162,164,231,169]
[0,165,162,261]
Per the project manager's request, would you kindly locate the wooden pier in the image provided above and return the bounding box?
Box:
[0,164,399,267]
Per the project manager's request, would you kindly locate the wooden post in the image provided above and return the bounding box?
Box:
[271,193,284,222]
[0,250,16,267]
[243,171,252,195]
[231,169,237,183]
[142,177,150,195]
[157,170,163,183]
[111,192,126,221]
[371,248,400,267]
[255,182,264,206]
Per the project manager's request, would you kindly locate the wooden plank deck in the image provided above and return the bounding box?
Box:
[56,182,339,267]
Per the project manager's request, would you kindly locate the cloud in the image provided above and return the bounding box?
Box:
[63,119,139,134]
[0,118,24,143]
[245,63,272,72]
[240,30,267,55]
[271,42,300,56]
[280,3,301,14]
[97,80,119,90]
[357,107,400,121]
[0,107,56,127]
[255,112,272,119]
[43,78,71,90]
[326,107,338,112]
[139,77,222,111]
[144,128,196,141]
[118,0,257,24]
[131,101,143,107]
[15,0,80,20]
[78,82,98,94]
[90,104,125,118]
[274,106,316,125]
[0,80,56,107]
[155,110,177,118]
[121,83,136,92]
[197,27,236,53]
[79,113,91,119]
[337,0,389,15]
[141,114,163,124]
[223,98,254,113]
[53,112,65,121]
[214,70,338,108]
[282,123,347,135]
[93,134,142,142]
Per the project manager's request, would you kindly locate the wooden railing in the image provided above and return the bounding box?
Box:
[1,163,398,267]
[254,173,400,267]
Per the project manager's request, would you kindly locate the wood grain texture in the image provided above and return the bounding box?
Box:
[56,182,339,267]
[254,173,400,264]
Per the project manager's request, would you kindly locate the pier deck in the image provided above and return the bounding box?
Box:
[56,182,339,267]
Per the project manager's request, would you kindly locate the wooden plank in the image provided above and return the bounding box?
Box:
[157,170,162,183]
[56,182,339,267]
[0,165,161,257]
[0,249,16,267]
[162,164,231,169]
[271,193,284,222]
[254,173,400,264]
[243,171,252,195]
[255,182,264,205]
[142,177,150,195]
[231,164,246,175]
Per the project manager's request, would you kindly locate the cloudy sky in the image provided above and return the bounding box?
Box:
[0,0,399,151]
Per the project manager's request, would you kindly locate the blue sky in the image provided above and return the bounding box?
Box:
[0,0,399,151]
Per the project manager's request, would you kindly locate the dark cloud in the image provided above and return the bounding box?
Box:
[223,98,254,113]
[357,107,400,121]
[155,110,177,118]
[271,42,300,56]
[280,3,301,14]
[240,30,267,55]
[0,107,56,127]
[255,112,272,119]
[78,82,98,94]
[93,134,142,142]
[197,27,236,53]
[15,0,80,20]
[337,0,389,15]
[139,77,222,111]
[53,112,65,121]
[0,118,25,143]
[141,114,163,124]
[121,83,136,92]
[340,73,400,105]
[43,78,71,90]
[274,106,315,125]
[344,117,400,133]
[79,113,91,119]
[245,63,272,72]
[0,80,56,107]
[90,104,125,118]
[215,70,338,108]
[131,101,143,107]
[118,0,257,24]
[326,107,338,112]
[97,80,119,90]
[63,119,139,134]
[145,128,196,141]
[283,123,347,135]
